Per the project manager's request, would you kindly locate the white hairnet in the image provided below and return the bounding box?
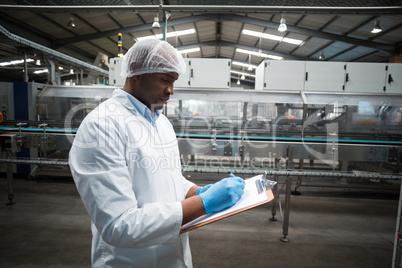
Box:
[121,38,186,78]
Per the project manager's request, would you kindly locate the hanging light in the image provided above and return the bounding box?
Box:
[67,17,75,28]
[152,14,161,29]
[236,79,241,85]
[35,59,41,66]
[70,68,74,74]
[319,52,325,60]
[371,20,382,34]
[278,16,287,32]
[247,55,253,71]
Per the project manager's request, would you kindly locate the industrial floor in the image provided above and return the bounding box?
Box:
[0,173,399,268]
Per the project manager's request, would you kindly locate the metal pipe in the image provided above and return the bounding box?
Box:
[0,159,400,180]
[0,5,400,14]
[281,177,292,242]
[0,159,69,166]
[0,25,108,76]
[23,50,28,82]
[181,167,402,180]
[46,56,57,85]
[392,182,402,268]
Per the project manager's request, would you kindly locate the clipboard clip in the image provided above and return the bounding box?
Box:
[255,171,277,194]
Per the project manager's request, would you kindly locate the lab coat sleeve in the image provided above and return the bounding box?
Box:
[181,175,196,197]
[69,115,183,248]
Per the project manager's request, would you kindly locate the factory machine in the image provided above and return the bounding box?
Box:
[1,83,401,189]
[0,60,402,244]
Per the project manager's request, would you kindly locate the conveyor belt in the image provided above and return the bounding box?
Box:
[0,126,77,133]
[1,126,402,145]
[176,133,402,145]
[0,157,400,180]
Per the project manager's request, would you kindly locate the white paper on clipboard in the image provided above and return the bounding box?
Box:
[182,175,269,231]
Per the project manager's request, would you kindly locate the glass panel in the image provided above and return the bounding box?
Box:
[36,85,115,122]
[168,89,402,139]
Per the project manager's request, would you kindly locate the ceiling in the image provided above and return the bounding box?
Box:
[0,0,401,86]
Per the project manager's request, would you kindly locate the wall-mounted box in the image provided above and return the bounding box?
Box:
[109,57,125,87]
[385,63,402,94]
[305,61,346,92]
[174,58,192,88]
[255,60,305,91]
[344,62,387,93]
[176,58,231,88]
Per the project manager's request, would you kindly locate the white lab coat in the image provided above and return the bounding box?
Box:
[69,89,195,268]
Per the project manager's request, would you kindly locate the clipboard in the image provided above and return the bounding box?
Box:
[181,173,276,233]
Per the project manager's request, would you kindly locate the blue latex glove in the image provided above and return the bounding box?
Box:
[199,176,245,214]
[196,184,213,195]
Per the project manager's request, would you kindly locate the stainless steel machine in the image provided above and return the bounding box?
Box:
[0,83,401,242]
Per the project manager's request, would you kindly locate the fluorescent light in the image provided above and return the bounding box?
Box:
[236,48,283,61]
[0,58,34,66]
[230,70,255,78]
[232,61,257,70]
[34,69,48,74]
[243,29,281,41]
[178,47,200,54]
[167,29,196,38]
[137,29,196,41]
[242,29,303,45]
[282,37,303,45]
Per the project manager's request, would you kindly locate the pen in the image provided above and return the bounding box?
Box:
[228,171,235,177]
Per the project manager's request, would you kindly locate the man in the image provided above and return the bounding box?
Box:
[69,39,245,267]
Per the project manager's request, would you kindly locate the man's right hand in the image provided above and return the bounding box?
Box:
[199,176,245,214]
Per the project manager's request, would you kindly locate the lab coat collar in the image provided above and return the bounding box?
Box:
[113,88,162,124]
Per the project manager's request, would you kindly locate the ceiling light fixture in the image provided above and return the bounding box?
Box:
[278,16,287,32]
[371,20,382,34]
[242,29,303,45]
[230,70,256,78]
[247,55,253,71]
[33,69,48,74]
[236,79,241,85]
[236,48,283,61]
[152,14,161,29]
[0,58,34,66]
[319,52,325,60]
[70,68,74,74]
[178,47,200,54]
[232,61,257,70]
[137,29,196,41]
[35,59,41,66]
[68,17,75,28]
